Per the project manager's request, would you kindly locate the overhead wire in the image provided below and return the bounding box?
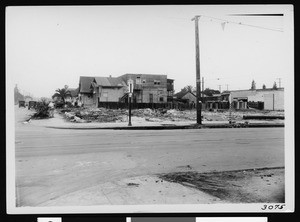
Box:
[164,15,283,32]
[198,14,284,32]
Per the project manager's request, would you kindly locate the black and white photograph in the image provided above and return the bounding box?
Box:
[6,5,294,214]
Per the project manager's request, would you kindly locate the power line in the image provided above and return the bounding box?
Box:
[197,14,284,32]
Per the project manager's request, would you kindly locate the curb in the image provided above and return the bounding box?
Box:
[45,123,284,130]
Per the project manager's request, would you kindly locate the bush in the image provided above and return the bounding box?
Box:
[54,101,64,108]
[65,101,73,108]
[32,101,52,118]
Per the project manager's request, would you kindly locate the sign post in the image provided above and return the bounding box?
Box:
[127,79,134,126]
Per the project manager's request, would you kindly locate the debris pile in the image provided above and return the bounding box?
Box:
[61,108,128,123]
[59,107,284,124]
[131,109,196,122]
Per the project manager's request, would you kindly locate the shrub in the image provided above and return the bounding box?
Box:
[65,101,73,108]
[32,101,52,118]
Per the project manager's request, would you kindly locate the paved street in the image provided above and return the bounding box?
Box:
[13,107,284,206]
[15,126,284,206]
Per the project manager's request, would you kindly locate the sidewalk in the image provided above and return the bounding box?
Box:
[27,111,284,130]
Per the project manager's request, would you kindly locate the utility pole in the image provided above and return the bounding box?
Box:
[226,84,229,91]
[218,85,222,93]
[192,15,202,124]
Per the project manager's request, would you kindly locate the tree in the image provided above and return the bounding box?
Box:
[203,88,220,96]
[14,84,24,104]
[179,85,195,93]
[40,97,51,103]
[251,80,256,90]
[32,100,52,119]
[52,85,72,104]
[272,81,278,90]
[262,84,266,89]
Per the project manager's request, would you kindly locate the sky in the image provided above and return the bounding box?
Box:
[6,5,294,98]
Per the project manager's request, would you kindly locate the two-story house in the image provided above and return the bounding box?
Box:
[78,74,175,107]
[119,73,173,103]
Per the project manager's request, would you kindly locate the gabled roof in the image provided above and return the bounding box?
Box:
[228,87,284,93]
[174,91,196,99]
[93,77,126,87]
[79,76,95,93]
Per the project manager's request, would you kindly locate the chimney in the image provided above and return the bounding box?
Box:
[109,75,112,78]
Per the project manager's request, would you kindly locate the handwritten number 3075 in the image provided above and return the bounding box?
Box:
[261,204,285,210]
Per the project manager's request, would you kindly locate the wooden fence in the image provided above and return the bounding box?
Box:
[98,102,195,110]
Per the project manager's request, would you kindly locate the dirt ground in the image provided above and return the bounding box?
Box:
[58,107,284,123]
[160,167,284,203]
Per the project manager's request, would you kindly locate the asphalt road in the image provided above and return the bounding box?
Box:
[13,108,284,206]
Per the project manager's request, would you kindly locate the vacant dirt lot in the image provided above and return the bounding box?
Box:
[58,107,284,123]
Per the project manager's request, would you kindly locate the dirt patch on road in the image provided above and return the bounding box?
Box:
[159,167,284,203]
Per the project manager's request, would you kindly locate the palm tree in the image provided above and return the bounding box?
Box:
[251,80,256,90]
[272,81,278,90]
[52,85,72,104]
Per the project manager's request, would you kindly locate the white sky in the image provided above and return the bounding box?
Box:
[6,5,294,98]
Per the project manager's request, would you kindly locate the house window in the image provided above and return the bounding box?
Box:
[159,97,164,102]
[154,80,160,85]
[136,76,141,84]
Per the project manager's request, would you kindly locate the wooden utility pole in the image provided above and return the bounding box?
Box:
[192,15,202,124]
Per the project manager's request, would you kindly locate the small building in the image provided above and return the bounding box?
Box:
[203,93,230,110]
[229,88,284,110]
[174,91,196,104]
[91,76,127,106]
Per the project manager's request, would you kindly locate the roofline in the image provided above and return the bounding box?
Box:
[228,87,284,92]
[122,73,167,76]
[79,76,95,79]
